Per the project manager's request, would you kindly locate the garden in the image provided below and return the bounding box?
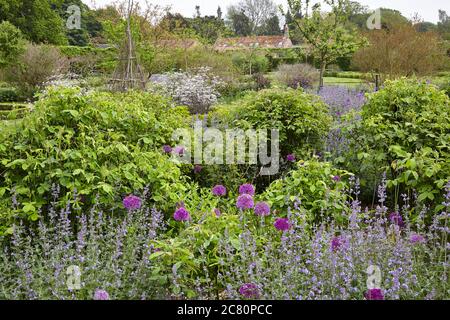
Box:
[0,0,449,301]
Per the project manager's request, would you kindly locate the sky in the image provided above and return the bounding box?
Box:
[83,0,449,23]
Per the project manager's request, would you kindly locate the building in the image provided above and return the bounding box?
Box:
[214,25,293,51]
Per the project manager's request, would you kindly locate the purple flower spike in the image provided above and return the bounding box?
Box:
[236,194,254,210]
[93,289,110,300]
[239,283,259,299]
[212,185,227,197]
[174,207,190,221]
[239,184,255,196]
[365,288,384,300]
[254,202,270,216]
[274,218,290,231]
[123,195,142,211]
[331,236,345,251]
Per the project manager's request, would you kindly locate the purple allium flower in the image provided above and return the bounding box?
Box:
[254,201,270,216]
[214,208,221,217]
[332,175,341,182]
[212,185,227,197]
[173,146,185,155]
[174,207,190,221]
[331,236,344,251]
[122,195,142,211]
[410,233,426,244]
[274,218,290,231]
[193,165,202,174]
[286,154,296,162]
[239,283,259,299]
[236,194,254,210]
[364,288,384,300]
[93,289,110,300]
[162,145,172,153]
[239,184,255,196]
[389,212,405,228]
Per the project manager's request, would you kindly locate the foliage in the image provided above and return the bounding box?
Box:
[0,21,25,69]
[0,88,191,228]
[227,89,332,156]
[352,24,445,78]
[231,51,270,75]
[3,44,68,99]
[274,63,319,89]
[346,79,450,213]
[0,0,67,45]
[284,0,367,87]
[263,159,351,225]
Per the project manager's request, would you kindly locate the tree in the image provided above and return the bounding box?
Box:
[227,6,252,36]
[0,0,68,45]
[259,16,282,35]
[352,24,444,78]
[438,10,450,40]
[284,0,367,88]
[0,21,25,69]
[227,0,280,36]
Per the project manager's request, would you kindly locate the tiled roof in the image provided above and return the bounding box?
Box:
[214,35,293,50]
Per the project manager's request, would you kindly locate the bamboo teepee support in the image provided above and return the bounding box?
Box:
[108,0,147,92]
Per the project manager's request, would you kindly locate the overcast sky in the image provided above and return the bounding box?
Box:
[84,0,449,23]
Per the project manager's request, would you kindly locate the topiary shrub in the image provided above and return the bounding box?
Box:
[262,159,352,225]
[347,78,450,214]
[228,89,332,157]
[0,87,191,228]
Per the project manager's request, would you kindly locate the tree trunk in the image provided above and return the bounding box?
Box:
[318,62,325,91]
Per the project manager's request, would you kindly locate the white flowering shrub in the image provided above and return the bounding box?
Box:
[151,67,224,114]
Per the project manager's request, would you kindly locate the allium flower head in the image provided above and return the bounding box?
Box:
[364,288,384,300]
[332,175,341,182]
[254,201,270,216]
[239,184,255,196]
[236,194,254,210]
[93,289,110,300]
[239,283,259,299]
[162,145,172,153]
[331,236,346,251]
[173,146,185,155]
[212,185,227,197]
[123,195,142,211]
[389,212,405,228]
[286,154,296,162]
[194,165,202,174]
[174,207,190,221]
[274,218,291,231]
[410,233,426,244]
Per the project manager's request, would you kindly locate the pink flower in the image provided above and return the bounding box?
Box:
[212,185,227,197]
[93,289,110,300]
[236,194,254,210]
[239,184,255,196]
[365,288,384,300]
[254,202,270,216]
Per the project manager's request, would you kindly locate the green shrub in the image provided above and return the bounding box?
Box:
[223,89,332,157]
[0,87,191,226]
[274,63,319,89]
[263,159,352,225]
[347,78,450,213]
[0,87,19,102]
[231,51,270,75]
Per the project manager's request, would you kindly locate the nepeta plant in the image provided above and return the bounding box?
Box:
[0,189,166,300]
